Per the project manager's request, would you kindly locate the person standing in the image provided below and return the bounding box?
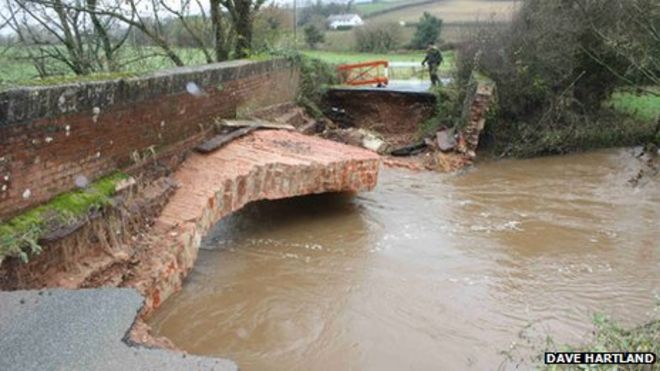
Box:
[421,44,443,86]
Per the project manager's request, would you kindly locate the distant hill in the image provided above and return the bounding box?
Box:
[364,0,518,24]
[355,0,435,18]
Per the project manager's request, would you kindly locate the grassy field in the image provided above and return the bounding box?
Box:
[609,89,660,123]
[319,0,518,52]
[0,46,210,89]
[320,22,505,51]
[302,49,456,80]
[367,0,518,24]
[355,0,436,18]
[355,0,430,17]
[302,50,425,64]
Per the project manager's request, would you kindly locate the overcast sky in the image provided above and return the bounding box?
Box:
[0,0,337,36]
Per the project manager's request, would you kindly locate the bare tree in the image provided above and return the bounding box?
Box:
[159,0,214,63]
[573,0,659,92]
[53,0,186,66]
[210,0,230,61]
[222,0,266,58]
[2,0,132,75]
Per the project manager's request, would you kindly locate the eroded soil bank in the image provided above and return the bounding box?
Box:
[149,148,659,370]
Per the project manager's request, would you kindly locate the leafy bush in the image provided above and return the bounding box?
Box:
[334,25,354,31]
[278,51,338,118]
[354,22,403,53]
[419,83,464,137]
[410,12,443,49]
[304,24,326,50]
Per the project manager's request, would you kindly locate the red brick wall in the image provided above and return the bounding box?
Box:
[0,59,300,221]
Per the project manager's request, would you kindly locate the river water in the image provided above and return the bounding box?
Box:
[149,148,659,370]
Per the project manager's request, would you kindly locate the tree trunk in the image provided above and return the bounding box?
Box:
[52,0,88,74]
[233,0,252,58]
[86,0,117,71]
[210,0,229,61]
[158,39,185,66]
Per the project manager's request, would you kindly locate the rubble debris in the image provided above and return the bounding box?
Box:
[390,142,427,157]
[196,126,258,153]
[436,128,457,152]
[629,143,659,186]
[423,151,472,172]
[322,128,390,154]
[220,119,295,131]
[298,119,327,135]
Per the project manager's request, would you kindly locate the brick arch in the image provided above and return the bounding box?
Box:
[125,130,380,315]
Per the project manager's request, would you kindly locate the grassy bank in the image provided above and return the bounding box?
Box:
[543,315,659,371]
[492,111,658,157]
[609,89,660,123]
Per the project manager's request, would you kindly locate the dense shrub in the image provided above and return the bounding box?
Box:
[410,12,443,49]
[252,6,294,53]
[353,22,403,53]
[277,52,338,118]
[304,24,325,49]
[457,0,660,156]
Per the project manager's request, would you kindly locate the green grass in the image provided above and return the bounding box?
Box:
[0,172,128,263]
[318,21,508,52]
[609,89,660,123]
[543,314,659,371]
[301,49,455,81]
[302,49,425,64]
[0,46,211,90]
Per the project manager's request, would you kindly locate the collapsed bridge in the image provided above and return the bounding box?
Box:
[0,59,378,370]
[0,56,496,370]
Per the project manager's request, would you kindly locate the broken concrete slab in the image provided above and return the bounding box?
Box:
[0,288,237,371]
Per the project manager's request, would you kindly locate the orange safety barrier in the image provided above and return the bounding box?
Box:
[337,60,389,87]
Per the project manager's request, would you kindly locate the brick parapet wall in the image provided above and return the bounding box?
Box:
[0,59,300,221]
[457,72,497,156]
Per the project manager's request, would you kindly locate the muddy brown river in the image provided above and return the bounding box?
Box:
[149,148,659,370]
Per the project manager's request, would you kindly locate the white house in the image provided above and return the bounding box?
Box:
[327,14,365,30]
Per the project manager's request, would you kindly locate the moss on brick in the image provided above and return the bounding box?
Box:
[0,172,129,263]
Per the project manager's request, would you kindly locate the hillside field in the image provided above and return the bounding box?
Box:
[367,0,519,24]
